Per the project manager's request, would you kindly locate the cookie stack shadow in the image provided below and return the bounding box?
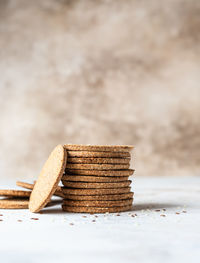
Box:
[61,145,134,213]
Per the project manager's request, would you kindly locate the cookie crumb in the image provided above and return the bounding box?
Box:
[82,216,87,218]
[160,214,166,217]
[163,209,166,211]
[31,218,39,220]
[17,220,22,222]
[182,211,187,213]
[0,219,3,222]
[116,213,120,216]
[69,223,74,226]
[176,212,180,215]
[0,214,3,216]
[92,220,96,222]
[131,215,135,217]
[155,209,160,212]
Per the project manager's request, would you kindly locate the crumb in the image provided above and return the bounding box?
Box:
[176,212,180,215]
[31,218,39,220]
[134,214,137,216]
[82,216,87,218]
[92,220,96,222]
[17,220,22,222]
[160,214,166,217]
[69,223,74,226]
[155,209,160,212]
[0,219,3,222]
[131,215,135,217]
[94,215,98,218]
[182,211,187,213]
[0,214,3,216]
[163,209,166,211]
[116,213,120,216]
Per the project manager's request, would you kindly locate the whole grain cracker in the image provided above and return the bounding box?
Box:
[29,145,66,213]
[63,198,133,207]
[62,175,129,182]
[67,151,131,158]
[65,169,134,176]
[62,192,134,201]
[66,163,130,170]
[62,205,132,213]
[62,180,131,189]
[64,144,133,152]
[61,187,131,195]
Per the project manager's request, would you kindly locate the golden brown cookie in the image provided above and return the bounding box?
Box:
[16,181,64,198]
[64,144,133,152]
[62,175,129,182]
[67,157,130,164]
[29,145,66,213]
[63,198,133,207]
[61,180,131,189]
[62,205,132,213]
[0,199,29,209]
[66,163,130,170]
[65,169,134,176]
[62,192,134,201]
[0,189,31,198]
[61,187,131,195]
[67,151,131,158]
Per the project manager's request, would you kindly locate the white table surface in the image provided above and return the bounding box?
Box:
[0,176,200,263]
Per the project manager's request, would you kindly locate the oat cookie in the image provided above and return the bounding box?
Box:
[62,175,129,182]
[61,187,131,195]
[63,198,133,207]
[66,163,130,170]
[61,180,131,189]
[0,189,31,198]
[64,144,133,152]
[67,157,130,164]
[65,169,134,176]
[62,205,132,213]
[67,151,131,158]
[62,192,134,201]
[29,145,66,213]
[0,199,29,209]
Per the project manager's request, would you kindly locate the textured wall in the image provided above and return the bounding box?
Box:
[0,0,200,179]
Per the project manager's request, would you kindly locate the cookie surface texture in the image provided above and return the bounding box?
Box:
[0,189,31,197]
[64,144,133,152]
[0,199,29,209]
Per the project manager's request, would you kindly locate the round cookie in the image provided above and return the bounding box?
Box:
[29,145,66,213]
[17,181,64,198]
[66,163,130,170]
[61,187,131,195]
[62,192,134,201]
[62,175,129,182]
[64,144,133,152]
[63,198,133,207]
[61,180,131,189]
[62,205,132,213]
[0,199,29,209]
[65,169,134,176]
[67,157,130,164]
[67,151,131,158]
[0,189,31,198]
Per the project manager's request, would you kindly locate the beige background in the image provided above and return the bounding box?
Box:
[0,0,200,179]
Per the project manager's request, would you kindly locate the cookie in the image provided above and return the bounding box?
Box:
[65,169,134,176]
[63,198,133,207]
[0,189,31,198]
[0,199,29,209]
[66,163,130,170]
[64,144,133,152]
[16,181,64,198]
[62,175,129,182]
[61,187,131,195]
[62,192,134,201]
[67,157,130,164]
[29,145,66,213]
[62,205,132,213]
[67,151,131,158]
[61,180,131,189]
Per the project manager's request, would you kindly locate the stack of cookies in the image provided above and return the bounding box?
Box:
[61,145,134,213]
